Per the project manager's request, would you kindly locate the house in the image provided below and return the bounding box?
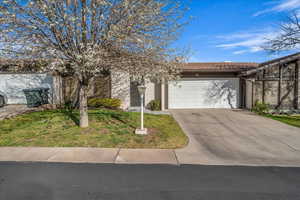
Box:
[241,52,300,111]
[146,62,259,110]
[0,59,60,105]
[130,53,299,111]
[0,53,299,111]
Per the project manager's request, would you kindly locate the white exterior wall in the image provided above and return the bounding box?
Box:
[110,71,130,109]
[128,81,160,108]
[161,81,166,110]
[245,79,253,109]
[298,60,300,108]
[144,82,156,107]
[0,73,54,104]
[52,75,64,105]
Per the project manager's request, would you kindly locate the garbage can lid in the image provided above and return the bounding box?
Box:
[23,88,49,92]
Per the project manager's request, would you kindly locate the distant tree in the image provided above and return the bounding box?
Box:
[264,13,300,52]
[0,0,186,128]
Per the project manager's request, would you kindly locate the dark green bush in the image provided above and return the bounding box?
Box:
[252,101,270,115]
[147,100,161,111]
[63,101,74,111]
[88,98,122,110]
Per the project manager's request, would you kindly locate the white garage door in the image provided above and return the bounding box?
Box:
[168,78,240,109]
[0,74,53,104]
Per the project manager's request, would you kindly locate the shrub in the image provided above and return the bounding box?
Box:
[88,98,122,110]
[63,101,74,111]
[252,101,270,115]
[147,100,161,111]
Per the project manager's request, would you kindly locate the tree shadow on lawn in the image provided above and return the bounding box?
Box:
[60,109,80,126]
[60,109,135,128]
[88,110,136,129]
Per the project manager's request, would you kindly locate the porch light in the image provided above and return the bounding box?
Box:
[135,85,148,135]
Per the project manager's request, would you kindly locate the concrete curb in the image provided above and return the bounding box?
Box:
[0,147,178,165]
[1,147,300,167]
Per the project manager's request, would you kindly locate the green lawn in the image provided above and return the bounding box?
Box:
[0,109,188,148]
[265,114,300,128]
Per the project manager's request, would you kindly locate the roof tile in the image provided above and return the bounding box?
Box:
[182,62,259,72]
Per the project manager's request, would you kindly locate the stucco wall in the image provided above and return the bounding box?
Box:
[298,61,300,108]
[0,73,54,104]
[253,81,263,104]
[129,81,160,108]
[280,80,295,109]
[110,71,130,109]
[246,62,299,110]
[264,81,278,107]
[52,75,63,105]
[144,82,156,107]
[245,80,253,109]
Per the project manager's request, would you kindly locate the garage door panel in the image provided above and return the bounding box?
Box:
[168,79,239,109]
[0,74,53,104]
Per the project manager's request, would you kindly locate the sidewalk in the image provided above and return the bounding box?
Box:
[0,147,180,165]
[1,145,300,166]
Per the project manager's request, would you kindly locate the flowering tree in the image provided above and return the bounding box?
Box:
[0,0,186,128]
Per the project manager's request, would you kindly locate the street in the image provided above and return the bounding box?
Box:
[0,162,300,200]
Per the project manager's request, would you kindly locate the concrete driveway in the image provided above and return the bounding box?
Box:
[171,109,300,166]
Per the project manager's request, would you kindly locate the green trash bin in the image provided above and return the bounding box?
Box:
[23,88,49,107]
[0,95,5,107]
[39,88,50,105]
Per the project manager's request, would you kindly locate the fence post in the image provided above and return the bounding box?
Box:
[294,61,299,109]
[277,65,282,109]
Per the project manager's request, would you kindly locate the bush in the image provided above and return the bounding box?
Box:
[88,98,122,110]
[252,101,270,115]
[147,100,161,111]
[63,101,74,111]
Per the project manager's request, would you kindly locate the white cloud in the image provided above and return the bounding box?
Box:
[216,29,277,55]
[233,50,247,55]
[254,0,300,16]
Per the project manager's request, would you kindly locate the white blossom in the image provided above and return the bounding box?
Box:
[0,0,187,127]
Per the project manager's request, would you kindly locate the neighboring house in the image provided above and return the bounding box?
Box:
[241,52,300,111]
[0,53,299,111]
[0,73,56,104]
[0,60,61,105]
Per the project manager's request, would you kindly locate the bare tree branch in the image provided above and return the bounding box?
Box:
[264,12,300,52]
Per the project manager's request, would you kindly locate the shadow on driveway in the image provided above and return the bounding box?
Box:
[171,109,300,166]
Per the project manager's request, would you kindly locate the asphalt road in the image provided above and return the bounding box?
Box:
[0,162,300,200]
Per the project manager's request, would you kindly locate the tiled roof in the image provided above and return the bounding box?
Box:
[243,52,300,76]
[0,58,259,74]
[182,62,259,72]
[0,59,47,73]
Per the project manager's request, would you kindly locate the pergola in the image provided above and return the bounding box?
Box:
[240,52,300,110]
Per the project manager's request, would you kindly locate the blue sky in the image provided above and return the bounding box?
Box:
[177,0,300,63]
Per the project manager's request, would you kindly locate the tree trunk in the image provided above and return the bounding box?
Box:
[79,83,89,128]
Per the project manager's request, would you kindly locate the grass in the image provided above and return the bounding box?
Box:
[264,114,300,128]
[0,109,188,148]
